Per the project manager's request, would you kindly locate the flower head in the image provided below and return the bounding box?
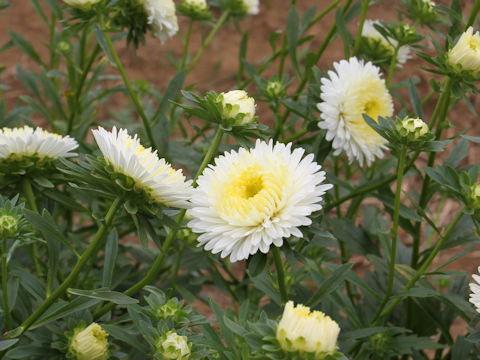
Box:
[0,126,78,171]
[92,127,192,208]
[63,0,101,8]
[361,20,411,67]
[221,90,257,125]
[470,267,480,313]
[447,27,480,74]
[242,0,259,15]
[397,117,429,141]
[188,140,332,262]
[69,323,109,360]
[140,0,179,44]
[177,0,211,20]
[158,331,191,360]
[317,57,394,166]
[276,301,340,358]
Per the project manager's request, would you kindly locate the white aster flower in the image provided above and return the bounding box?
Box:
[447,26,480,74]
[188,140,332,262]
[69,323,109,360]
[140,0,179,44]
[317,57,394,166]
[276,301,340,358]
[470,267,480,313]
[92,127,192,208]
[0,126,78,161]
[362,20,411,66]
[242,0,259,15]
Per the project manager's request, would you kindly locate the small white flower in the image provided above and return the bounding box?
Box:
[398,117,428,140]
[69,323,109,360]
[447,26,480,74]
[276,301,340,357]
[0,126,78,161]
[221,90,256,125]
[158,331,191,360]
[317,57,394,166]
[140,0,179,44]
[470,267,480,313]
[92,127,192,208]
[188,140,332,262]
[242,0,259,15]
[63,0,101,8]
[361,20,411,66]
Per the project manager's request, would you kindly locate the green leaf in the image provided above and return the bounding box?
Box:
[93,25,115,66]
[444,138,469,168]
[9,31,44,66]
[101,324,146,351]
[286,7,300,77]
[407,78,423,119]
[0,339,18,351]
[68,288,139,304]
[307,263,353,307]
[102,230,118,288]
[335,8,351,58]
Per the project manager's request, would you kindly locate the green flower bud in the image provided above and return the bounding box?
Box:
[158,331,191,360]
[57,41,72,54]
[177,0,211,20]
[69,323,109,360]
[397,117,429,141]
[0,214,18,238]
[156,299,183,321]
[221,90,256,125]
[472,184,480,210]
[265,79,286,100]
[403,0,438,26]
[63,0,101,9]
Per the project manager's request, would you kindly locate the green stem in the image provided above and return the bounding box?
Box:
[67,44,101,134]
[10,197,122,337]
[371,146,407,322]
[181,19,194,70]
[411,78,452,268]
[2,237,11,329]
[272,246,288,304]
[466,0,480,29]
[187,11,230,73]
[386,46,399,88]
[352,0,369,56]
[94,128,225,319]
[21,177,42,277]
[378,212,463,320]
[100,18,156,149]
[48,14,58,71]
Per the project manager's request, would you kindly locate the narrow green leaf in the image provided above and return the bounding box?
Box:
[102,230,118,288]
[68,288,139,304]
[307,263,353,307]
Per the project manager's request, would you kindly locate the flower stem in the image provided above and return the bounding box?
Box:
[94,127,225,319]
[21,177,42,278]
[272,246,288,304]
[181,19,194,70]
[2,237,11,329]
[411,78,452,268]
[377,211,463,321]
[99,18,156,149]
[386,46,399,88]
[466,0,480,29]
[187,10,230,73]
[371,146,407,322]
[352,0,369,56]
[9,197,122,337]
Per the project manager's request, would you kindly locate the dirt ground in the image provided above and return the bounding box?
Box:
[0,0,479,343]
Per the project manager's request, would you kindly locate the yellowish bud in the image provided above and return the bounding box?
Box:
[447,27,480,74]
[158,331,191,360]
[276,301,340,359]
[221,90,256,125]
[398,117,429,140]
[69,323,109,360]
[63,0,101,8]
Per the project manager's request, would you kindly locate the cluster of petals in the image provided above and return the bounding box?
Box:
[317,57,393,166]
[0,126,78,161]
[92,127,192,209]
[447,26,480,74]
[140,0,179,44]
[188,139,332,262]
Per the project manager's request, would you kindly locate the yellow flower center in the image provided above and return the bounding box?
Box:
[213,157,288,226]
[343,75,393,146]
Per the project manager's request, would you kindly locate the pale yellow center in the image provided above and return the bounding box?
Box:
[214,159,287,225]
[343,75,393,146]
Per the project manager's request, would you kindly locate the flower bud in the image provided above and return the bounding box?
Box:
[276,301,340,358]
[158,331,191,360]
[447,27,480,74]
[403,0,438,26]
[69,323,109,360]
[265,79,286,100]
[0,214,18,238]
[156,299,183,321]
[221,90,256,125]
[397,117,429,141]
[63,0,101,9]
[242,0,259,15]
[472,184,480,210]
[178,0,211,20]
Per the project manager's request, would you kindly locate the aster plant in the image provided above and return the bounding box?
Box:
[1,0,480,359]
